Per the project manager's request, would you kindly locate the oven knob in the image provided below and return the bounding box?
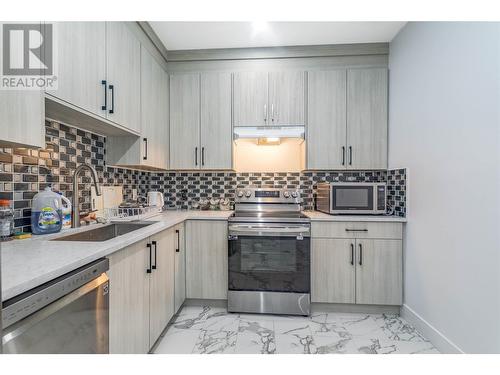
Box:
[245,191,252,198]
[291,191,298,198]
[283,191,290,198]
[237,191,244,198]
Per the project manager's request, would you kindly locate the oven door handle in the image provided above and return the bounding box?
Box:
[228,224,310,238]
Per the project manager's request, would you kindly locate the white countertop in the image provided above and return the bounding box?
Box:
[303,210,407,222]
[1,210,232,301]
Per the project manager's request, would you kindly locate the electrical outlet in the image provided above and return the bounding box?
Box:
[132,188,137,201]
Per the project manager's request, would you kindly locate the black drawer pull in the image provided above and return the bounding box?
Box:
[350,243,354,265]
[146,243,152,273]
[101,80,107,111]
[152,240,157,270]
[109,84,115,114]
[175,229,180,253]
[345,229,368,232]
[359,243,363,266]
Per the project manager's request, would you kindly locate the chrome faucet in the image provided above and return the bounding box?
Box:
[72,164,102,228]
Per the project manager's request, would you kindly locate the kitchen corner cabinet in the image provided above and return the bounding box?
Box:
[174,223,186,312]
[170,72,232,170]
[107,46,169,169]
[108,228,176,354]
[306,67,388,170]
[233,70,305,126]
[311,222,402,306]
[185,220,228,299]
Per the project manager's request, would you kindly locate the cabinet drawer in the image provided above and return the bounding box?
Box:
[311,222,402,240]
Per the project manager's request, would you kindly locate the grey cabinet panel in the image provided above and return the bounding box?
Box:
[169,73,200,169]
[108,239,150,354]
[306,70,347,169]
[106,22,141,132]
[174,223,186,313]
[355,239,402,306]
[347,68,388,170]
[185,220,228,299]
[311,238,355,304]
[233,71,268,126]
[149,228,175,347]
[200,72,233,170]
[49,22,106,116]
[269,71,305,125]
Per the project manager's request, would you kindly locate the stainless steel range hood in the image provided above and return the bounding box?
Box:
[233,126,305,140]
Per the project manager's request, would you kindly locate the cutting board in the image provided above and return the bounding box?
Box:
[91,186,123,214]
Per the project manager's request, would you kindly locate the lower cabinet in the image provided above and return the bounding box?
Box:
[108,227,176,354]
[174,222,186,312]
[311,223,403,306]
[185,220,228,299]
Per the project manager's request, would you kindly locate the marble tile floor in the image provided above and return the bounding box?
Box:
[153,305,439,354]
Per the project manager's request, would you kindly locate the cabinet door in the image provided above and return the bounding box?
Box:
[347,68,388,169]
[311,238,355,303]
[169,73,200,169]
[49,22,106,116]
[108,239,150,354]
[185,220,228,299]
[200,72,232,169]
[307,70,346,170]
[141,47,168,169]
[174,223,186,313]
[355,239,402,305]
[149,228,175,347]
[106,22,141,132]
[268,71,305,126]
[233,71,268,126]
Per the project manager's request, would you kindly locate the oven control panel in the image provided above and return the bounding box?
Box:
[235,188,302,203]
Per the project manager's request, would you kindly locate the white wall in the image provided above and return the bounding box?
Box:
[389,22,500,353]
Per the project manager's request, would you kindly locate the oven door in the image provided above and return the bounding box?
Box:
[228,223,310,294]
[331,184,376,214]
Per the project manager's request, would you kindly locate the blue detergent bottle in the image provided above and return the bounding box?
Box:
[31,187,63,235]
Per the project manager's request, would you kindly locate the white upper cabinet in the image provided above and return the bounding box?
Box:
[200,72,233,170]
[268,71,305,126]
[233,71,268,127]
[169,73,201,170]
[307,70,347,170]
[105,22,141,132]
[48,22,106,116]
[347,68,388,170]
[233,70,305,127]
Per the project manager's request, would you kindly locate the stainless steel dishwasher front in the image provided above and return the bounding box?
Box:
[1,258,109,354]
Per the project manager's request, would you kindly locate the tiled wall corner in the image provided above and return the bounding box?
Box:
[387,168,407,217]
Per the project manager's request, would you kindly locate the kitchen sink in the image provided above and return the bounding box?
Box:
[51,222,155,242]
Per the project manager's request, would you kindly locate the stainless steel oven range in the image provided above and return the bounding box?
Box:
[228,188,311,316]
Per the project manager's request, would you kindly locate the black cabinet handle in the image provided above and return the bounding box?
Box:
[143,138,148,160]
[358,243,363,266]
[195,147,198,166]
[350,243,354,265]
[146,243,152,273]
[345,228,368,232]
[175,229,180,253]
[342,146,345,166]
[201,147,205,166]
[152,240,157,270]
[349,146,353,165]
[109,84,115,114]
[101,80,107,111]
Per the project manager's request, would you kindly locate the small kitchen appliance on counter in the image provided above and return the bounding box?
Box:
[147,191,165,212]
[228,188,311,316]
[316,182,387,215]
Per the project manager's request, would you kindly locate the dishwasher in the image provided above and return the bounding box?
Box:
[1,258,109,354]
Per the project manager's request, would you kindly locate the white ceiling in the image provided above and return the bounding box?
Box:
[150,22,406,51]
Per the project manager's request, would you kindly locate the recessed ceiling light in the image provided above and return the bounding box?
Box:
[251,21,270,35]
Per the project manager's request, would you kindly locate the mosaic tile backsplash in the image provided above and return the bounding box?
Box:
[0,120,407,233]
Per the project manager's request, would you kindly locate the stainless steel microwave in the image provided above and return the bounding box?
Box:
[316,182,386,215]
